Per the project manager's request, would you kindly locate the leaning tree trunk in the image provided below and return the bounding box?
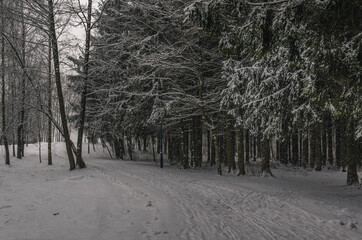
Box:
[1,0,10,165]
[75,0,92,168]
[48,0,76,170]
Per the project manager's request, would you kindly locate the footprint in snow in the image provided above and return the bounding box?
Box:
[0,206,11,210]
[68,176,85,181]
[347,222,357,229]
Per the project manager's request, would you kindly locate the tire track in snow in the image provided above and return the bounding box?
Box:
[90,165,174,240]
[88,160,360,240]
[191,179,360,240]
[89,161,276,239]
[89,162,233,240]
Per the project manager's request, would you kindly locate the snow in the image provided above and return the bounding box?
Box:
[1,143,361,240]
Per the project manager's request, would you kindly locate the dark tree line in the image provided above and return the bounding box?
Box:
[65,0,361,185]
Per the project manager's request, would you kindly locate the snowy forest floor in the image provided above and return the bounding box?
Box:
[0,143,361,240]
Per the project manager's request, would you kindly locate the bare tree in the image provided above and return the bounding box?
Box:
[1,0,10,165]
[48,0,76,169]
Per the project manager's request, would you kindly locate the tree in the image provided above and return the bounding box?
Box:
[1,0,10,165]
[48,0,76,170]
[186,0,361,183]
[47,35,52,165]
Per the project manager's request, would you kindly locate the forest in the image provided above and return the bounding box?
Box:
[0,0,361,185]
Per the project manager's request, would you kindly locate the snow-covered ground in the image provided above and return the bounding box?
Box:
[0,143,361,240]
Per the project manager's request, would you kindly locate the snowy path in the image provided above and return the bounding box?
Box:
[88,159,362,240]
[1,143,361,240]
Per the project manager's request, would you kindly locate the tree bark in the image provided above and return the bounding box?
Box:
[261,137,273,176]
[1,0,9,165]
[213,134,222,175]
[182,123,189,169]
[75,0,92,169]
[331,118,338,167]
[346,121,359,185]
[17,1,26,159]
[210,130,215,166]
[237,128,245,176]
[314,124,322,171]
[47,36,52,165]
[292,131,298,165]
[245,129,250,165]
[301,131,308,168]
[226,115,233,172]
[152,136,156,162]
[38,124,41,163]
[143,136,147,152]
[48,0,76,170]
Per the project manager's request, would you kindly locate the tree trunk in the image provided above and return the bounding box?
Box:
[120,136,125,159]
[346,121,358,185]
[17,1,26,159]
[114,137,121,159]
[237,128,245,176]
[339,120,347,172]
[48,0,76,170]
[47,36,52,165]
[127,137,133,161]
[196,118,202,168]
[11,57,16,157]
[143,136,147,152]
[213,134,222,175]
[182,124,189,169]
[261,137,273,176]
[191,116,197,167]
[253,135,257,161]
[332,118,338,167]
[210,130,215,166]
[207,129,210,163]
[314,124,322,171]
[292,131,298,165]
[326,119,333,165]
[1,0,9,165]
[257,133,262,158]
[301,132,308,168]
[280,139,288,165]
[38,128,41,163]
[226,115,233,172]
[245,129,250,165]
[152,136,156,162]
[75,0,92,169]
